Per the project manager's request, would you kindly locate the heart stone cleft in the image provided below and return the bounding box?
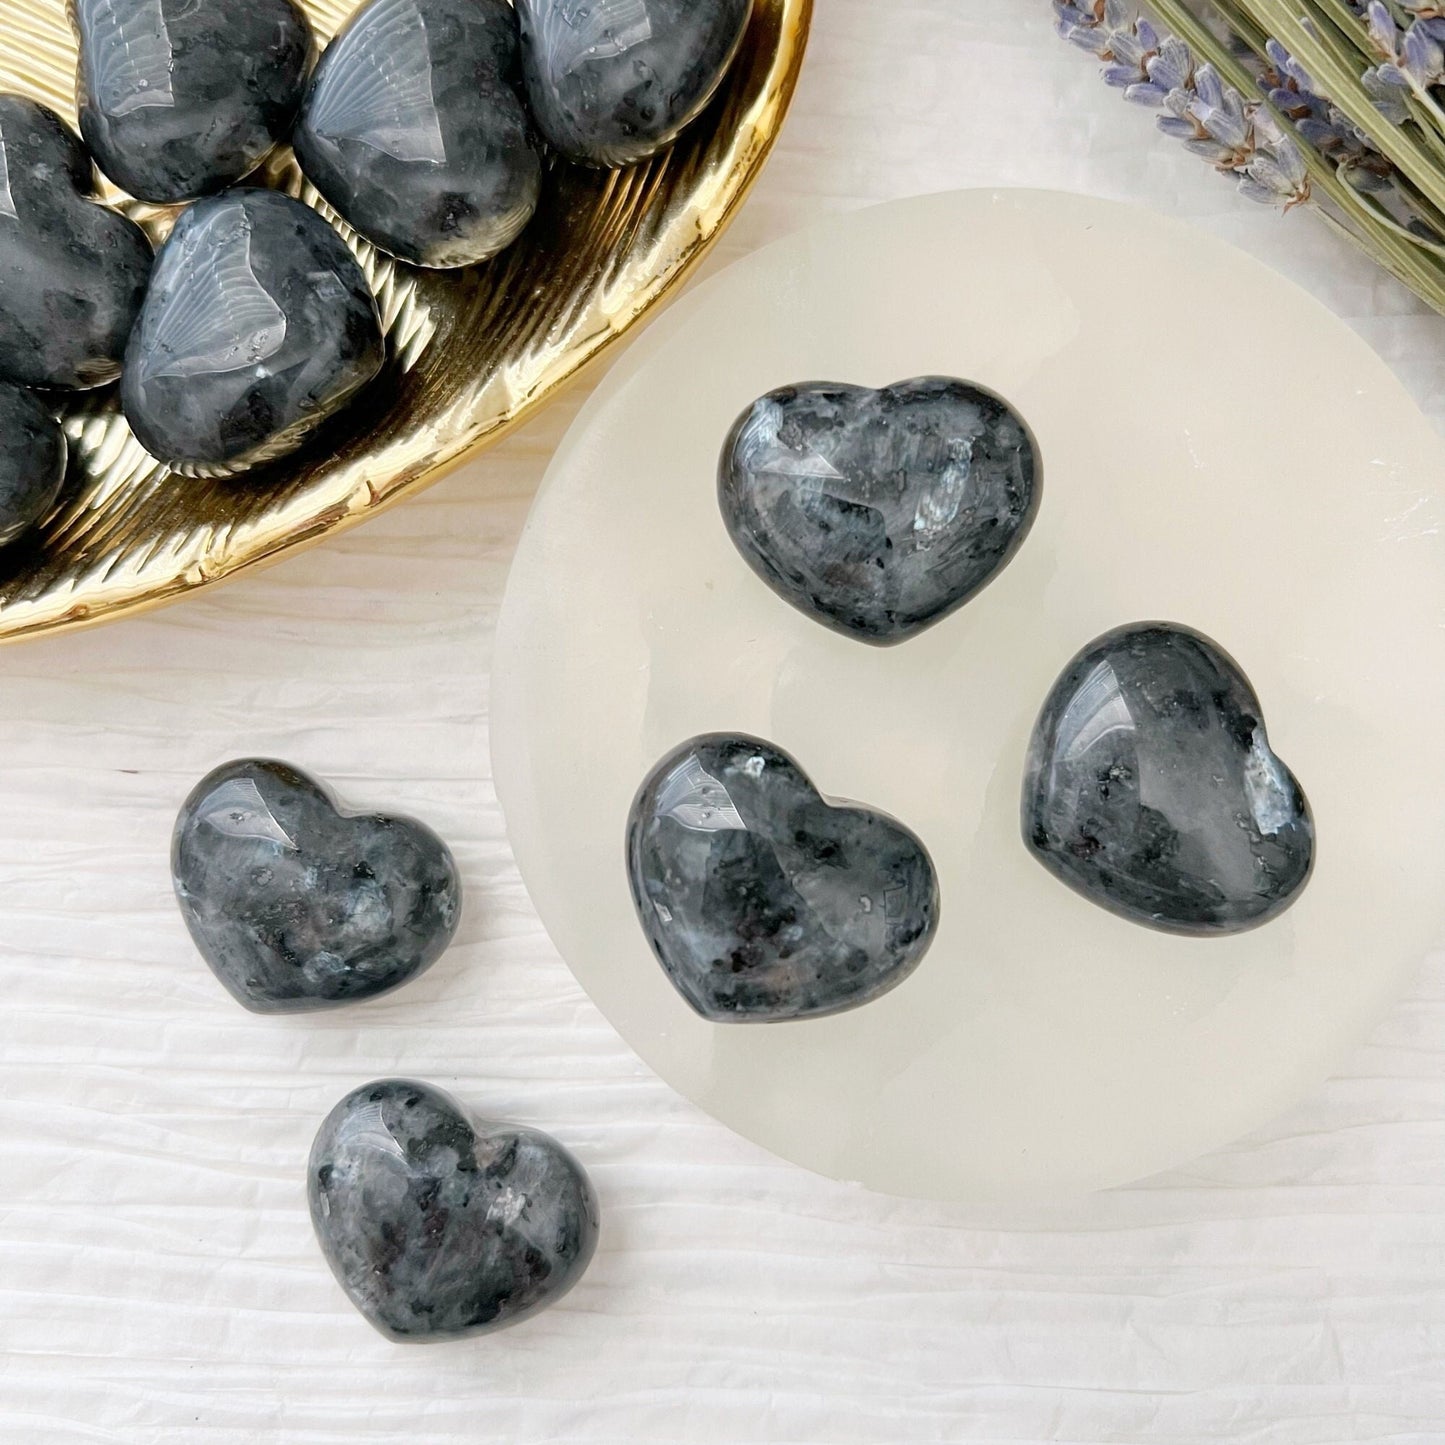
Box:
[627,733,940,1021]
[1022,622,1314,936]
[719,376,1041,644]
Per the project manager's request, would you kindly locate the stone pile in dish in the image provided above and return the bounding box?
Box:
[0,0,756,529]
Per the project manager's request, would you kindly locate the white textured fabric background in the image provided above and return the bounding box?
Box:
[4,4,1444,1441]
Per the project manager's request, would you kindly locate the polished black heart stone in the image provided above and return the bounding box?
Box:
[515,0,752,166]
[1022,623,1314,936]
[122,188,384,474]
[719,377,1041,645]
[172,760,460,1012]
[0,95,152,390]
[309,1079,599,1341]
[627,734,939,1022]
[71,0,314,203]
[0,383,66,546]
[295,0,541,268]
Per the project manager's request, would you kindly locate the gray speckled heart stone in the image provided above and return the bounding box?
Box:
[295,0,541,268]
[309,1079,599,1341]
[1023,623,1314,936]
[627,734,939,1022]
[172,759,460,1013]
[122,188,384,474]
[516,0,752,166]
[719,377,1041,645]
[0,95,152,390]
[71,0,314,204]
[0,383,66,546]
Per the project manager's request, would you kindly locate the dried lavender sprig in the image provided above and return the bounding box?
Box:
[1055,0,1160,85]
[1200,0,1445,240]
[1258,30,1445,244]
[1359,0,1445,120]
[1065,0,1437,226]
[1243,0,1445,212]
[1262,35,1396,188]
[1096,0,1445,308]
[1055,0,1311,205]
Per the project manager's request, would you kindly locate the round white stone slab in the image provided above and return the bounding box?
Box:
[492,189,1445,1202]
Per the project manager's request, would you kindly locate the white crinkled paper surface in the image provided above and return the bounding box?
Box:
[2,3,1444,1441]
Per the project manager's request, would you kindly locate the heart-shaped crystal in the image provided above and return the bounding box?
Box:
[719,376,1041,645]
[295,0,541,268]
[309,1079,599,1341]
[515,0,752,166]
[0,96,152,390]
[172,760,460,1012]
[627,733,939,1021]
[1023,623,1314,935]
[71,0,313,203]
[0,383,66,546]
[122,188,384,474]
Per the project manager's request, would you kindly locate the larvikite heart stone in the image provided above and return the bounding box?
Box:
[0,96,152,390]
[172,760,460,1012]
[515,0,752,166]
[122,188,384,474]
[1023,623,1314,936]
[0,384,66,546]
[71,0,314,204]
[627,734,939,1022]
[295,0,541,268]
[309,1079,599,1341]
[719,377,1041,645]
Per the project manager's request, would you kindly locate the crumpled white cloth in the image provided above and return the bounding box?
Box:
[2,3,1443,1441]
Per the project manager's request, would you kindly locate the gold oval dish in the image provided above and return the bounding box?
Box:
[0,0,809,643]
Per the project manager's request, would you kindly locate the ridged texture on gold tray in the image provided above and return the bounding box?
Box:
[0,0,809,642]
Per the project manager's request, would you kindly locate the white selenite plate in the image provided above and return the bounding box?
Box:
[491,189,1445,1202]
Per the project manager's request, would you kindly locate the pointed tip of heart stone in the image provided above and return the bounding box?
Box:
[1022,622,1314,937]
[627,733,940,1021]
[718,377,1041,645]
[309,1079,599,1341]
[171,759,461,1012]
